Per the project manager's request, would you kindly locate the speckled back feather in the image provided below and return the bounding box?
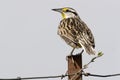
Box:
[58,17,95,55]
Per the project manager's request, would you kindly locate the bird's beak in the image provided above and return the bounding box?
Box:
[52,8,62,13]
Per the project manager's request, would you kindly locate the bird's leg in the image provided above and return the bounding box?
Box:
[66,48,75,61]
[70,48,75,55]
[79,49,84,55]
[70,48,75,64]
[75,49,84,56]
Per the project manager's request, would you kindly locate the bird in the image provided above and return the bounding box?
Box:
[52,7,96,55]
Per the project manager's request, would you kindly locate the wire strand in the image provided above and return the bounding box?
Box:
[86,73,120,77]
[0,73,120,80]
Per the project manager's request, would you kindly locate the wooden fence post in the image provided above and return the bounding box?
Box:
[67,54,82,80]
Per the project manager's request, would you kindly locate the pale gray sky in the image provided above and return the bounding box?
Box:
[0,0,120,80]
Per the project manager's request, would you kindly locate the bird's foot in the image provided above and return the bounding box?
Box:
[66,54,75,65]
[66,54,73,61]
[66,48,75,61]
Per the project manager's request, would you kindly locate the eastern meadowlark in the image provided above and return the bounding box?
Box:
[52,7,96,55]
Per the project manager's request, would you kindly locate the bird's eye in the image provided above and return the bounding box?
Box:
[66,9,69,12]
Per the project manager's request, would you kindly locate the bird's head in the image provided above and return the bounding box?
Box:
[52,7,79,19]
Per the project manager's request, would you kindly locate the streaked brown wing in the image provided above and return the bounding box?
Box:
[58,18,95,48]
[79,20,95,48]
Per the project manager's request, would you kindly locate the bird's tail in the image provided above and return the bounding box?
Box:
[79,42,96,55]
[84,45,96,55]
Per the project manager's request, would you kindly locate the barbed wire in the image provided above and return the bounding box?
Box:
[0,72,120,80]
[0,52,120,80]
[84,73,120,77]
